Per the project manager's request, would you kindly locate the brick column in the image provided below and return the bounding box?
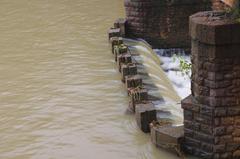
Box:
[124,0,211,49]
[182,11,240,159]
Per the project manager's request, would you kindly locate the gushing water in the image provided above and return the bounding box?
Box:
[124,39,183,124]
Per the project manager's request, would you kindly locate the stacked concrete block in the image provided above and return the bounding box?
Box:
[124,0,212,49]
[182,11,240,159]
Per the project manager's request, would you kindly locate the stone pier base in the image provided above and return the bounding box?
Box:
[182,11,240,159]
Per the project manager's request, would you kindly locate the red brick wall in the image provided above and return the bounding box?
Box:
[124,0,212,49]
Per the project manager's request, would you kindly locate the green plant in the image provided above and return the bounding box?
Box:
[234,8,240,22]
[173,54,192,77]
[226,7,240,17]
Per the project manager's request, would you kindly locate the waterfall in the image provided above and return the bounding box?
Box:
[123,38,184,124]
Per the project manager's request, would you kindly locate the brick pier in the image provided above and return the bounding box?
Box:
[182,11,240,159]
[124,0,212,49]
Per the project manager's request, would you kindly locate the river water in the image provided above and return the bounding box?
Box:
[0,0,183,159]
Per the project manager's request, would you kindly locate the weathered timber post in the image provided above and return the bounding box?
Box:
[182,11,240,159]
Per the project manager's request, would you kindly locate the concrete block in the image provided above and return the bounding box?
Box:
[135,102,157,133]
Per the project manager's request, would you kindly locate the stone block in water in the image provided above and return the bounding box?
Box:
[118,45,128,54]
[108,27,121,40]
[128,88,148,112]
[150,120,172,145]
[125,75,142,89]
[121,63,137,82]
[135,102,156,133]
[114,44,128,62]
[114,18,127,37]
[150,121,184,146]
[150,122,184,156]
[117,53,132,72]
[110,37,123,54]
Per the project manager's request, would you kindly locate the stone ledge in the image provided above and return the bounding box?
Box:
[150,121,184,156]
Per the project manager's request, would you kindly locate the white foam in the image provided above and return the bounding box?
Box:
[155,49,191,99]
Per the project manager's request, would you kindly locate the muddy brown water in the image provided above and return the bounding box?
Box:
[0,0,189,159]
